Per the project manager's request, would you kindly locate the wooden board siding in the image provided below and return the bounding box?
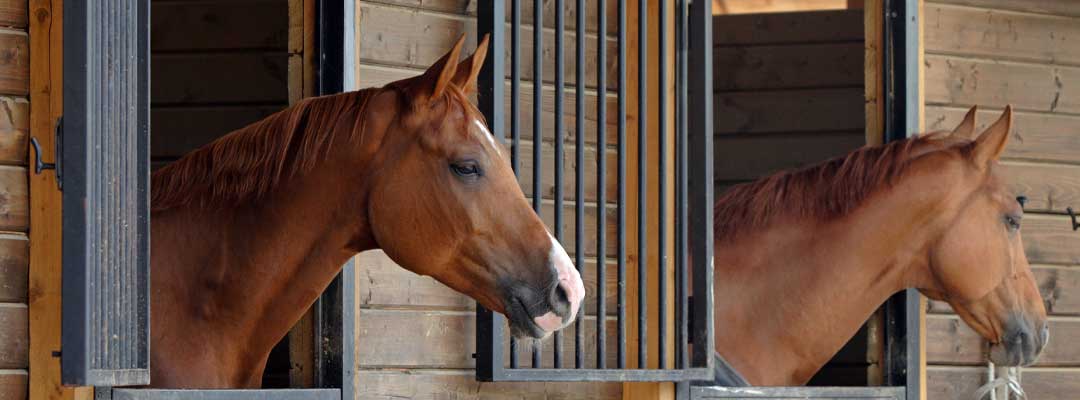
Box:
[353,1,623,398]
[923,2,1080,398]
[711,9,868,386]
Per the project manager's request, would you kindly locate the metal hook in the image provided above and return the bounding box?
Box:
[1016,196,1027,209]
[29,137,56,174]
[1068,207,1079,232]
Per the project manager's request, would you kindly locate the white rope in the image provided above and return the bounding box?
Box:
[974,361,1025,400]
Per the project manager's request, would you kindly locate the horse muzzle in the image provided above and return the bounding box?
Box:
[989,315,1048,367]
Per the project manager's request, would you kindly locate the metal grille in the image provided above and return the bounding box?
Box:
[62,0,151,387]
[476,0,714,382]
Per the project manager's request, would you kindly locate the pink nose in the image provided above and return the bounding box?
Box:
[533,235,585,333]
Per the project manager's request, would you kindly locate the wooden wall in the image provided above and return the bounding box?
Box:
[922,1,1080,398]
[0,0,29,398]
[711,9,869,386]
[352,1,624,398]
[149,0,289,167]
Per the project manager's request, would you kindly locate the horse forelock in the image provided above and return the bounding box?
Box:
[713,135,968,243]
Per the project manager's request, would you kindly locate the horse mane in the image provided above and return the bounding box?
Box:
[714,135,960,242]
[151,89,380,212]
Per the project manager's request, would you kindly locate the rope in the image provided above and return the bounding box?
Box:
[974,361,1025,400]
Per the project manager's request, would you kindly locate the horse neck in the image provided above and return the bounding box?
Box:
[712,172,949,386]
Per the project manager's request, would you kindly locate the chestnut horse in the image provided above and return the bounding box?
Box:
[148,36,585,388]
[709,107,1049,386]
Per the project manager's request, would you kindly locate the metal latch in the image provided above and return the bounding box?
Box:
[29,116,62,191]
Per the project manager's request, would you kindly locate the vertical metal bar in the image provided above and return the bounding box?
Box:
[476,1,507,380]
[553,0,566,369]
[636,0,648,370]
[509,0,521,369]
[574,0,586,370]
[657,0,668,370]
[532,0,544,369]
[616,0,628,370]
[688,0,714,369]
[675,0,689,371]
[596,0,608,370]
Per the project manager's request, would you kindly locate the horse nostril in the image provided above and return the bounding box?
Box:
[550,282,571,315]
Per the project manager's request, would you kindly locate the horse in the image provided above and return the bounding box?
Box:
[147,35,585,388]
[709,106,1050,386]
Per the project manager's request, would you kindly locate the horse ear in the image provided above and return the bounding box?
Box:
[950,105,978,140]
[419,35,466,103]
[451,34,489,93]
[971,105,1013,167]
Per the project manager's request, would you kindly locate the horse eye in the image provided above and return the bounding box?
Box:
[1004,215,1021,231]
[450,162,481,178]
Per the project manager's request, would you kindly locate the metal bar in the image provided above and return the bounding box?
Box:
[475,1,507,380]
[691,387,906,399]
[509,0,521,369]
[532,0,544,369]
[688,0,714,369]
[636,0,648,370]
[574,0,586,370]
[596,0,608,370]
[553,0,566,369]
[112,389,342,400]
[616,0,628,370]
[657,0,668,369]
[675,0,689,370]
[486,367,715,382]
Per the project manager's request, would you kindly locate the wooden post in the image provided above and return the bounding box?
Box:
[28,0,91,399]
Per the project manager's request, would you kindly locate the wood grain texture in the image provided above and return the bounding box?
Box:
[357,250,618,314]
[151,0,287,52]
[927,315,1080,366]
[926,106,1080,164]
[924,55,1080,114]
[0,370,27,400]
[925,3,1080,66]
[714,133,866,181]
[0,32,28,96]
[150,106,284,159]
[1021,214,1080,265]
[0,97,27,164]
[998,162,1080,215]
[356,370,621,399]
[928,0,1080,18]
[0,0,27,29]
[930,267,1080,317]
[365,0,619,35]
[714,43,863,91]
[714,88,866,134]
[0,235,27,303]
[151,53,288,104]
[0,166,27,232]
[356,4,619,90]
[712,9,863,46]
[928,366,1080,400]
[0,304,27,369]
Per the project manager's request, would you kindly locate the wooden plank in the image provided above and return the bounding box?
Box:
[713,43,864,91]
[358,248,618,314]
[928,366,1080,400]
[712,9,864,46]
[0,166,28,232]
[926,4,1080,66]
[517,140,616,204]
[927,315,1080,366]
[150,106,284,159]
[929,266,1080,316]
[1022,214,1080,265]
[714,88,866,134]
[0,304,27,369]
[355,309,618,369]
[0,370,27,400]
[28,0,91,397]
[356,369,621,399]
[151,53,288,104]
[365,0,619,35]
[924,55,1080,115]
[928,0,1080,18]
[714,133,866,181]
[0,0,26,29]
[356,4,619,90]
[864,0,885,384]
[0,32,28,96]
[926,106,1080,164]
[0,97,27,165]
[997,162,1080,215]
[151,0,287,52]
[0,235,27,303]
